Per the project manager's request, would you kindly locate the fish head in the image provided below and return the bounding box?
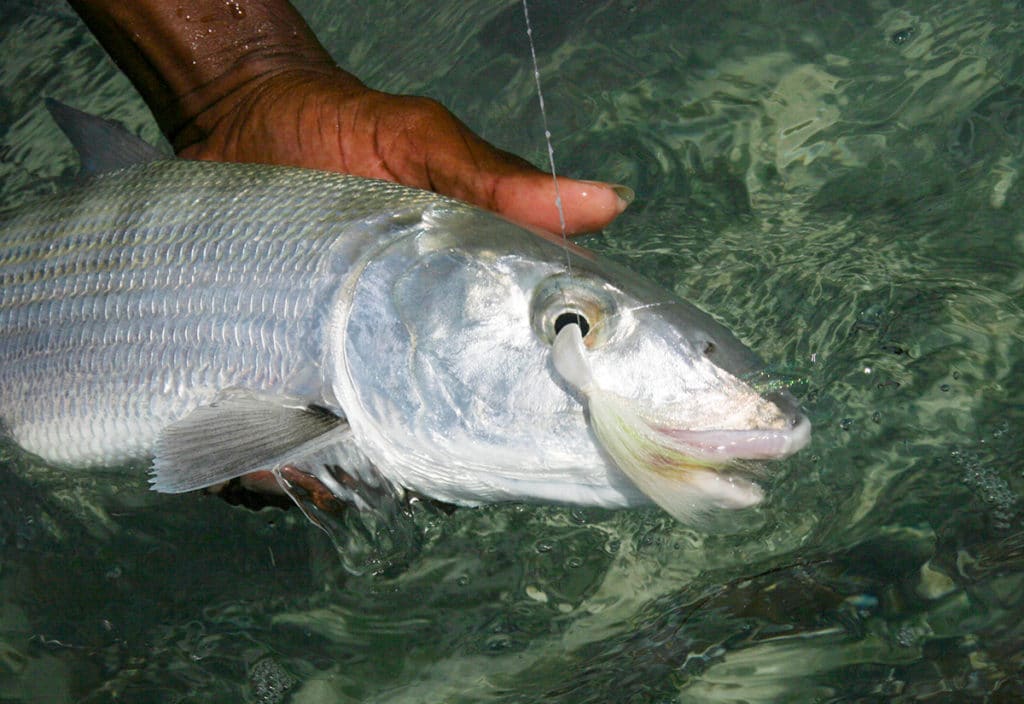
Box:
[331,202,809,523]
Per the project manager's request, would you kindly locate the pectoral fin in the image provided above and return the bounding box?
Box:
[150,390,345,493]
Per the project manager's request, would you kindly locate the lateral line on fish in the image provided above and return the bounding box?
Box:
[521,0,573,280]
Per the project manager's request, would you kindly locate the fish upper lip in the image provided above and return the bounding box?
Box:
[653,414,812,462]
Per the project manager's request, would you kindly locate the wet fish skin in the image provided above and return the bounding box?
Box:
[0,159,434,466]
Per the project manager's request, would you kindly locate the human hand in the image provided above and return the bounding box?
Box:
[68,0,631,235]
[174,67,632,235]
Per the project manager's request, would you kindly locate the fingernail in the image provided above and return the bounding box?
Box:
[579,180,635,213]
[610,184,635,209]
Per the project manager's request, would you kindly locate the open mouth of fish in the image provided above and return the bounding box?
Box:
[553,324,811,522]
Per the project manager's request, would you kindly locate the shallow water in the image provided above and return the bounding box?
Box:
[1,0,1023,701]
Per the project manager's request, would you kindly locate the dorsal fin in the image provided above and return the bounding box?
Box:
[44,98,165,176]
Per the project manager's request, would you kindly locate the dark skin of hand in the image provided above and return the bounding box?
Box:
[68,0,632,235]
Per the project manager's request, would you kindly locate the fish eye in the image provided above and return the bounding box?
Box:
[530,274,618,346]
[554,311,591,337]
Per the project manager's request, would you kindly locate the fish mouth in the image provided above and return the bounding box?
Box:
[552,323,811,523]
[585,390,810,516]
[650,413,812,463]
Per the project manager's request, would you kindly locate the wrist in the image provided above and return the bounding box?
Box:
[67,0,366,148]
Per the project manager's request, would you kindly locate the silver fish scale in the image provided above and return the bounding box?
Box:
[0,159,439,467]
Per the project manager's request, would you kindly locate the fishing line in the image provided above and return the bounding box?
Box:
[521,0,575,286]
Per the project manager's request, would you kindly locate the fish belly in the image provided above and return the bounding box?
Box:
[0,160,431,467]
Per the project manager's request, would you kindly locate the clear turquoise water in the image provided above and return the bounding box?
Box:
[1,1,1022,701]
